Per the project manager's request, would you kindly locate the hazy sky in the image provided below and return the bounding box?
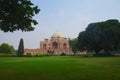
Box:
[0,0,120,49]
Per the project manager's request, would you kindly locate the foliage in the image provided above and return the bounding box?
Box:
[0,0,40,32]
[0,43,15,54]
[17,38,24,57]
[25,53,32,57]
[0,53,16,57]
[78,19,120,54]
[47,50,54,55]
[69,38,79,55]
[93,52,113,57]
[33,53,51,57]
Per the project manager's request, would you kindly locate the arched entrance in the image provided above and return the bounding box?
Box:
[52,42,58,49]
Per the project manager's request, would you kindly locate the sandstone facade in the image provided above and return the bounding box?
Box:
[24,32,73,55]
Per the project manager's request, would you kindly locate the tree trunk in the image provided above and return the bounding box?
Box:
[94,48,102,55]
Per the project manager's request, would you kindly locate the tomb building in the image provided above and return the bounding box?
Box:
[24,32,72,55]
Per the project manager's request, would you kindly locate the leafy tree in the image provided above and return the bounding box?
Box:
[10,45,16,54]
[78,19,120,55]
[78,31,91,51]
[0,43,15,54]
[18,38,24,56]
[69,38,79,55]
[0,0,40,32]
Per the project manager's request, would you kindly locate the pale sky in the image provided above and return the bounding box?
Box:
[0,0,120,49]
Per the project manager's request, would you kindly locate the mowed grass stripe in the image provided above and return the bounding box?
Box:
[0,56,120,80]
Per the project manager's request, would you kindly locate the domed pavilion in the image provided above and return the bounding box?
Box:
[24,32,72,55]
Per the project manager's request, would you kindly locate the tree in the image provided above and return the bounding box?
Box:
[0,43,15,54]
[18,38,24,56]
[0,0,40,32]
[10,45,16,54]
[78,19,120,55]
[78,31,91,51]
[69,38,79,55]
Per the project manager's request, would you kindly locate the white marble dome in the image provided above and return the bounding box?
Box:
[52,32,65,38]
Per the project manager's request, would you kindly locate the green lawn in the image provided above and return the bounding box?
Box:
[0,56,120,80]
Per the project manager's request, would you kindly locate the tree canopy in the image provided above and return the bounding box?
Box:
[0,0,40,32]
[69,38,79,55]
[78,19,120,54]
[0,43,15,54]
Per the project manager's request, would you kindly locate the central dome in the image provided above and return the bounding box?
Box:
[52,32,65,38]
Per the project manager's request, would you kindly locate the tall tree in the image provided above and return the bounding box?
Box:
[0,0,40,32]
[18,38,24,56]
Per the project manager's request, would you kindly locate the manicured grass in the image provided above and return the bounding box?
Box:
[0,56,120,80]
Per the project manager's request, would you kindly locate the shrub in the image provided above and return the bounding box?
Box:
[82,54,88,57]
[0,54,16,57]
[33,53,51,57]
[94,53,113,57]
[25,53,32,57]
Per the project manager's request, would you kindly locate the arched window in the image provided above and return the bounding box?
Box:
[63,43,67,49]
[52,42,58,49]
[43,44,46,49]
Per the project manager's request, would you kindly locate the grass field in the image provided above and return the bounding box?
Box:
[0,56,120,80]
